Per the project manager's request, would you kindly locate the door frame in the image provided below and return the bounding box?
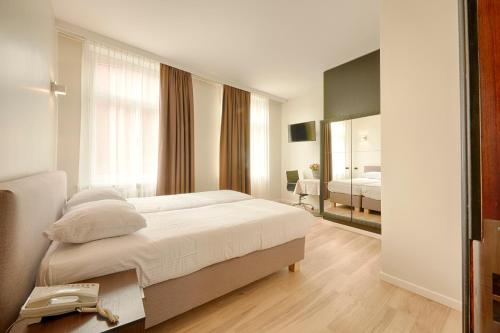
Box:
[459,0,482,331]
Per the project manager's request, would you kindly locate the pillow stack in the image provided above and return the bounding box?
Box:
[45,188,146,243]
[64,188,126,212]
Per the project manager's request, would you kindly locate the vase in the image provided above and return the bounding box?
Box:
[312,170,320,179]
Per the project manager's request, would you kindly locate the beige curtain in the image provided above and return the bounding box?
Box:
[323,123,332,199]
[156,64,194,195]
[219,85,251,194]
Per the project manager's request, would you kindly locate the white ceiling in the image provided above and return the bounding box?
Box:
[52,0,379,100]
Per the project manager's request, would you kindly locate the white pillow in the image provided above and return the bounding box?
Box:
[66,188,125,212]
[45,200,146,243]
[364,171,381,179]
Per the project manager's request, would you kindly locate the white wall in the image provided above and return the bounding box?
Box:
[0,0,57,181]
[57,35,82,195]
[351,114,381,178]
[193,79,222,192]
[380,0,462,309]
[281,88,323,207]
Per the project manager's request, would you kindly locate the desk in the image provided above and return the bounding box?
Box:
[294,179,320,196]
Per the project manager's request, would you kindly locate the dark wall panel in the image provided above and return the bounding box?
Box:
[324,50,380,120]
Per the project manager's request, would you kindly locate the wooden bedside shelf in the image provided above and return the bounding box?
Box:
[10,270,145,333]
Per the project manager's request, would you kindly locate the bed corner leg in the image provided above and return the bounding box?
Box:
[288,262,301,272]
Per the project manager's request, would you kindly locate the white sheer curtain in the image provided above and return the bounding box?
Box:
[331,121,349,180]
[80,41,160,197]
[250,94,270,198]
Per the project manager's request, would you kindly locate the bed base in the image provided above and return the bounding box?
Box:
[329,192,362,211]
[143,237,305,328]
[361,197,382,214]
[329,192,381,214]
[362,197,381,213]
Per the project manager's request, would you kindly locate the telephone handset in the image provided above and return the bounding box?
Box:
[20,283,99,319]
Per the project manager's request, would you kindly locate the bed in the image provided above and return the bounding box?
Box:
[361,181,381,213]
[0,172,312,331]
[127,189,252,213]
[37,198,311,287]
[327,166,381,214]
[327,178,378,211]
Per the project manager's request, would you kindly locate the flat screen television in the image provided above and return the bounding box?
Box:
[288,121,316,142]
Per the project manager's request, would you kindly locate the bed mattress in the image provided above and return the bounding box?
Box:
[361,181,381,200]
[37,199,313,288]
[127,190,252,213]
[328,178,379,195]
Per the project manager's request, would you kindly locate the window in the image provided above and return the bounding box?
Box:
[80,41,160,197]
[250,94,270,198]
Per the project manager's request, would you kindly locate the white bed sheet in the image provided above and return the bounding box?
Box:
[361,181,381,200]
[38,199,313,288]
[127,190,252,213]
[328,178,379,195]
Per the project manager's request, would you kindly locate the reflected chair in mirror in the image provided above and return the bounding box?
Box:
[286,170,313,210]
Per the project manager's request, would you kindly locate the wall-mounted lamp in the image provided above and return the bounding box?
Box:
[361,135,368,142]
[50,81,66,96]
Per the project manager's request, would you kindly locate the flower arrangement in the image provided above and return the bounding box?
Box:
[309,163,320,171]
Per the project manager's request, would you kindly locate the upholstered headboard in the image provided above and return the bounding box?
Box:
[0,171,66,331]
[364,165,381,173]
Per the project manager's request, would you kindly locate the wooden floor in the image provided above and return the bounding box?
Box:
[148,218,461,333]
[324,200,382,224]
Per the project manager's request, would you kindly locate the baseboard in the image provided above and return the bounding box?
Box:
[379,271,462,311]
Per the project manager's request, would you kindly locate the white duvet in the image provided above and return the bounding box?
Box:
[38,199,313,288]
[127,190,252,213]
[328,178,379,195]
[361,181,381,200]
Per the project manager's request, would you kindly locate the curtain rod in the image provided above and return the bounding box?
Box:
[55,20,287,103]
[58,31,219,88]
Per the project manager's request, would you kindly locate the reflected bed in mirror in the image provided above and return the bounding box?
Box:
[325,166,381,224]
[321,115,382,232]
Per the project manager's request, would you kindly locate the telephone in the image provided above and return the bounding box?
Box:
[20,283,99,319]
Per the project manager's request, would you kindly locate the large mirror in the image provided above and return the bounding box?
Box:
[321,114,381,232]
